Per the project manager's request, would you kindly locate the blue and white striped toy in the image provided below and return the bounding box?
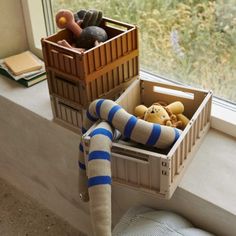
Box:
[79,99,182,236]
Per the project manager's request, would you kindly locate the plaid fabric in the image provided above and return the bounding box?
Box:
[112,206,214,236]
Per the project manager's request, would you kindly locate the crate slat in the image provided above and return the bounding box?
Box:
[195,121,200,141]
[116,37,122,58]
[65,107,72,124]
[105,42,112,64]
[116,158,126,180]
[113,68,119,87]
[183,134,188,160]
[132,28,137,50]
[62,80,68,99]
[67,84,74,101]
[50,95,82,134]
[51,49,59,69]
[56,79,63,97]
[102,74,108,93]
[71,110,78,126]
[171,156,175,183]
[127,31,132,52]
[123,62,129,81]
[111,40,117,61]
[94,48,101,70]
[107,71,113,91]
[91,80,98,100]
[63,54,71,74]
[118,65,123,84]
[96,77,104,97]
[189,127,193,152]
[83,54,89,78]
[176,147,181,173]
[59,53,65,72]
[121,34,128,55]
[74,85,81,103]
[180,142,184,165]
[88,52,95,74]
[150,157,160,191]
[193,121,197,146]
[99,45,106,67]
[200,106,204,131]
[75,54,84,79]
[140,164,149,188]
[60,104,67,121]
[111,154,117,178]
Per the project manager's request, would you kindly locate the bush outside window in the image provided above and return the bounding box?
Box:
[51,0,236,103]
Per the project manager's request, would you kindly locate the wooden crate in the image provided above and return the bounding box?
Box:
[82,79,212,199]
[42,17,139,108]
[50,89,124,134]
[50,95,84,134]
[47,69,86,108]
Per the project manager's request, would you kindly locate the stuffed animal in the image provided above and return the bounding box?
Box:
[74,9,103,28]
[134,101,190,130]
[79,99,182,236]
[56,9,108,52]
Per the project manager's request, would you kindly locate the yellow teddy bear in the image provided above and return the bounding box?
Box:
[134,101,189,130]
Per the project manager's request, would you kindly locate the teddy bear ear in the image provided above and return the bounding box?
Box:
[166,101,184,114]
[134,105,148,119]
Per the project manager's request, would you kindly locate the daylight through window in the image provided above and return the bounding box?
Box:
[51,0,236,103]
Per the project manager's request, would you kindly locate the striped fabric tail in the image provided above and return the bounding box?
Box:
[87,121,113,236]
[78,139,89,201]
[79,98,182,235]
[88,99,182,149]
[78,109,99,201]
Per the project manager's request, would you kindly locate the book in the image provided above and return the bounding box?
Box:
[4,51,43,75]
[0,61,46,87]
[18,73,47,87]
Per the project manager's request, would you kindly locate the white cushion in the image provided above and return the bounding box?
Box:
[113,206,214,236]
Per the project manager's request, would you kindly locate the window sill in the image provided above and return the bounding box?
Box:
[2,72,235,138]
[0,75,52,120]
[211,100,236,138]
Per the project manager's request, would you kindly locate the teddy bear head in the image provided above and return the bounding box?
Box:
[143,104,170,125]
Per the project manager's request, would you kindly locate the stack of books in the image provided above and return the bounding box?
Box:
[0,51,46,87]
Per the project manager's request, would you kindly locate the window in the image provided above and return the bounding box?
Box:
[50,0,236,104]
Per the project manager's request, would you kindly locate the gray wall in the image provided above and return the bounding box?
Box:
[0,0,28,58]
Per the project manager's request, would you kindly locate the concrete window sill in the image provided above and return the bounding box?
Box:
[0,74,236,235]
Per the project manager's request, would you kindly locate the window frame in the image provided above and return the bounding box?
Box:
[21,0,47,58]
[21,0,236,138]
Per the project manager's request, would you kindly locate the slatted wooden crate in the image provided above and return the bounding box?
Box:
[42,17,139,108]
[47,70,86,107]
[50,95,84,133]
[82,79,212,199]
[50,90,125,134]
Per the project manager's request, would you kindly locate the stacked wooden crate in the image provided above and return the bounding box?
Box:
[42,14,213,199]
[41,17,139,133]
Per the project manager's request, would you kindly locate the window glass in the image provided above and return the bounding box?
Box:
[51,0,236,103]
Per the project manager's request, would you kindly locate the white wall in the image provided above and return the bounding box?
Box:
[0,0,28,58]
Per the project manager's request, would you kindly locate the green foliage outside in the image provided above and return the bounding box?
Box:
[52,0,236,102]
